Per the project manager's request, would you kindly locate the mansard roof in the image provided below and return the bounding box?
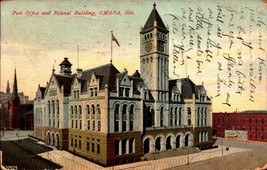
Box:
[76,63,120,92]
[54,74,73,96]
[141,3,167,33]
[169,78,208,100]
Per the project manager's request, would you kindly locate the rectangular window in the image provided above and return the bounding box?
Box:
[87,142,90,151]
[115,121,119,132]
[75,139,77,148]
[130,121,133,131]
[87,120,90,130]
[90,88,94,97]
[79,140,81,149]
[115,140,119,155]
[93,121,95,131]
[94,88,98,96]
[119,87,124,97]
[92,143,95,152]
[122,121,127,132]
[80,120,82,129]
[76,120,78,129]
[129,139,134,153]
[97,144,100,154]
[98,121,101,131]
[122,139,127,155]
[125,88,130,97]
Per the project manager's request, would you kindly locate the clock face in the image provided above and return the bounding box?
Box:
[145,41,152,52]
[158,41,164,52]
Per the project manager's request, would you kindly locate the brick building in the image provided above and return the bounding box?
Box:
[34,4,214,166]
[213,111,267,142]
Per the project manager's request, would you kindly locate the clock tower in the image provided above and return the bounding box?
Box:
[140,3,169,102]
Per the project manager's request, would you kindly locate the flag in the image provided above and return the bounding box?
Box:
[112,32,120,47]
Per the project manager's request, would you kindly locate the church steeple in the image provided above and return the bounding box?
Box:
[12,68,19,101]
[6,80,10,94]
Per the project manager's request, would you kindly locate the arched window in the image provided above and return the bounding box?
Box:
[122,105,127,131]
[79,105,82,115]
[52,100,55,115]
[114,104,120,132]
[97,104,101,115]
[129,105,134,131]
[74,106,77,115]
[86,105,90,115]
[56,100,59,115]
[169,107,173,126]
[178,107,182,126]
[70,106,73,118]
[187,107,191,126]
[201,107,204,126]
[160,107,164,127]
[174,107,178,126]
[204,108,207,126]
[197,107,200,127]
[92,105,95,115]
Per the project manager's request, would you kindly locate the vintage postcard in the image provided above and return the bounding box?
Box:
[0,0,266,169]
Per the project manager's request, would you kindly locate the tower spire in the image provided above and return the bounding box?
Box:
[6,80,10,94]
[12,68,19,101]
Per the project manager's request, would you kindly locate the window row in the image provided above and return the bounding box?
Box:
[48,100,59,115]
[70,104,101,119]
[89,87,98,97]
[70,137,101,154]
[49,118,59,128]
[114,104,134,132]
[198,131,208,142]
[169,107,183,127]
[71,119,101,131]
[119,87,130,97]
[115,138,135,156]
[196,107,208,127]
[73,90,80,99]
[214,117,265,124]
[249,134,265,140]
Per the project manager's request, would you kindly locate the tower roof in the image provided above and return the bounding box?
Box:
[59,58,72,66]
[12,68,19,101]
[6,80,10,94]
[142,3,167,32]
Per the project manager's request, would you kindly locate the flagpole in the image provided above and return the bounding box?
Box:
[77,45,79,68]
[186,55,188,77]
[111,31,113,63]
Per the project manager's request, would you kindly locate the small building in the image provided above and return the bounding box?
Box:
[213,110,267,142]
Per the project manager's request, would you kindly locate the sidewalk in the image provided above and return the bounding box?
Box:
[37,145,249,170]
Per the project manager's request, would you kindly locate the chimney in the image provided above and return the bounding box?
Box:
[77,68,83,78]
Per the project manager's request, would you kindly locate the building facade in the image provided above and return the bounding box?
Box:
[213,111,267,142]
[34,4,213,166]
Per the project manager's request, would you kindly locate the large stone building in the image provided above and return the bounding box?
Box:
[33,4,213,166]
